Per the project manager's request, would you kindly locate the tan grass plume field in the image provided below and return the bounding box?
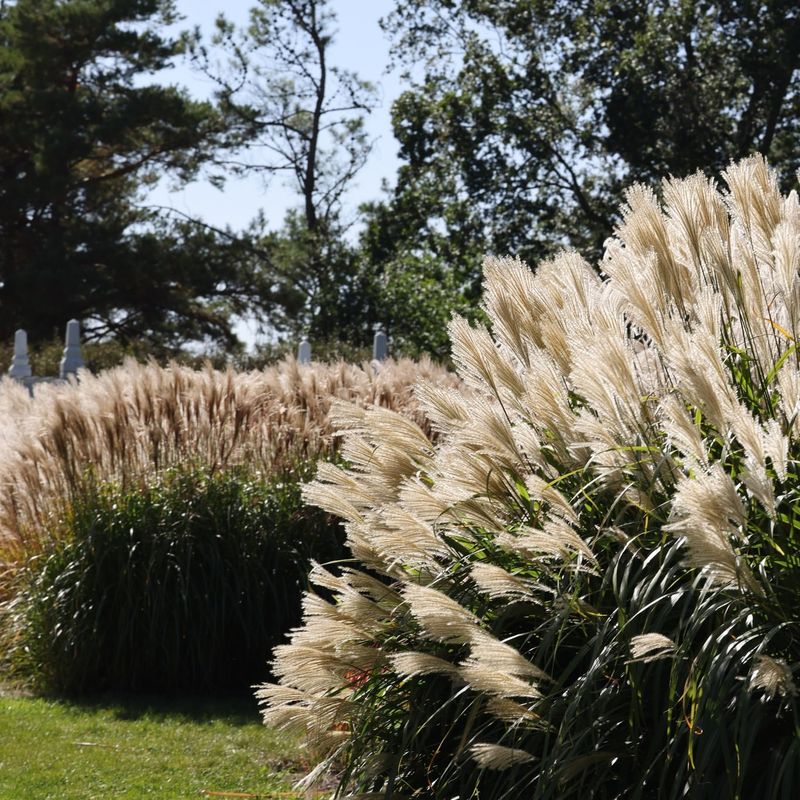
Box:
[0,355,456,576]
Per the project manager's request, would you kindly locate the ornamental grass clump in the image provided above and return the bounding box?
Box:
[260,156,800,799]
[0,356,455,691]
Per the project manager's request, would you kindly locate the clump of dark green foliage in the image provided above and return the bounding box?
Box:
[6,465,345,692]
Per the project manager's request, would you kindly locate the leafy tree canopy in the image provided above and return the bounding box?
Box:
[193,0,381,348]
[0,0,261,351]
[371,0,800,287]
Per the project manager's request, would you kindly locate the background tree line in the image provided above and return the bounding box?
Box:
[1,0,798,363]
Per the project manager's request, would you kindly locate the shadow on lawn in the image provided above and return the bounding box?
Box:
[51,689,264,726]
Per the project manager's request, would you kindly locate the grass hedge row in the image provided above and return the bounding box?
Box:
[0,356,455,692]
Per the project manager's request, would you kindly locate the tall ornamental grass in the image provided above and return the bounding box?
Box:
[0,356,455,691]
[0,355,451,566]
[260,156,800,799]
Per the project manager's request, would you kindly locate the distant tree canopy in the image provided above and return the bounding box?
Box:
[196,0,381,347]
[1,0,798,361]
[0,0,260,350]
[370,0,800,298]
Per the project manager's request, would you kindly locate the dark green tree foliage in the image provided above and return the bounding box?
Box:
[355,190,483,362]
[0,0,259,349]
[376,0,800,280]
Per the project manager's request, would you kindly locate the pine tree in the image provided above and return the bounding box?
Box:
[0,0,257,349]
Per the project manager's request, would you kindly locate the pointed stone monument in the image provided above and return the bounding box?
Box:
[373,328,388,361]
[8,329,32,380]
[59,319,84,379]
[297,337,311,364]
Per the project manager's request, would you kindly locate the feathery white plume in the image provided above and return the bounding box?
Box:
[749,654,798,699]
[628,633,677,663]
[469,743,535,770]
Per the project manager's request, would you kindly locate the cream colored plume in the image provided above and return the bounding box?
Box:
[749,654,798,700]
[389,652,460,679]
[628,633,677,663]
[402,583,480,644]
[468,629,551,682]
[458,663,541,700]
[665,464,759,592]
[267,156,800,789]
[470,562,538,600]
[469,743,535,770]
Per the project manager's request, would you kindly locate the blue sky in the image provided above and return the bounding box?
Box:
[146,0,403,235]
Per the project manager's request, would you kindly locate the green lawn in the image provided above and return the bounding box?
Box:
[0,689,316,799]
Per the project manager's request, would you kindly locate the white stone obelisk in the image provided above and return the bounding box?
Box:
[297,337,311,364]
[59,319,84,378]
[8,329,31,379]
[373,328,388,361]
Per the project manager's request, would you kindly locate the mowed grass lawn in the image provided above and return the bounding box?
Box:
[0,688,315,799]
